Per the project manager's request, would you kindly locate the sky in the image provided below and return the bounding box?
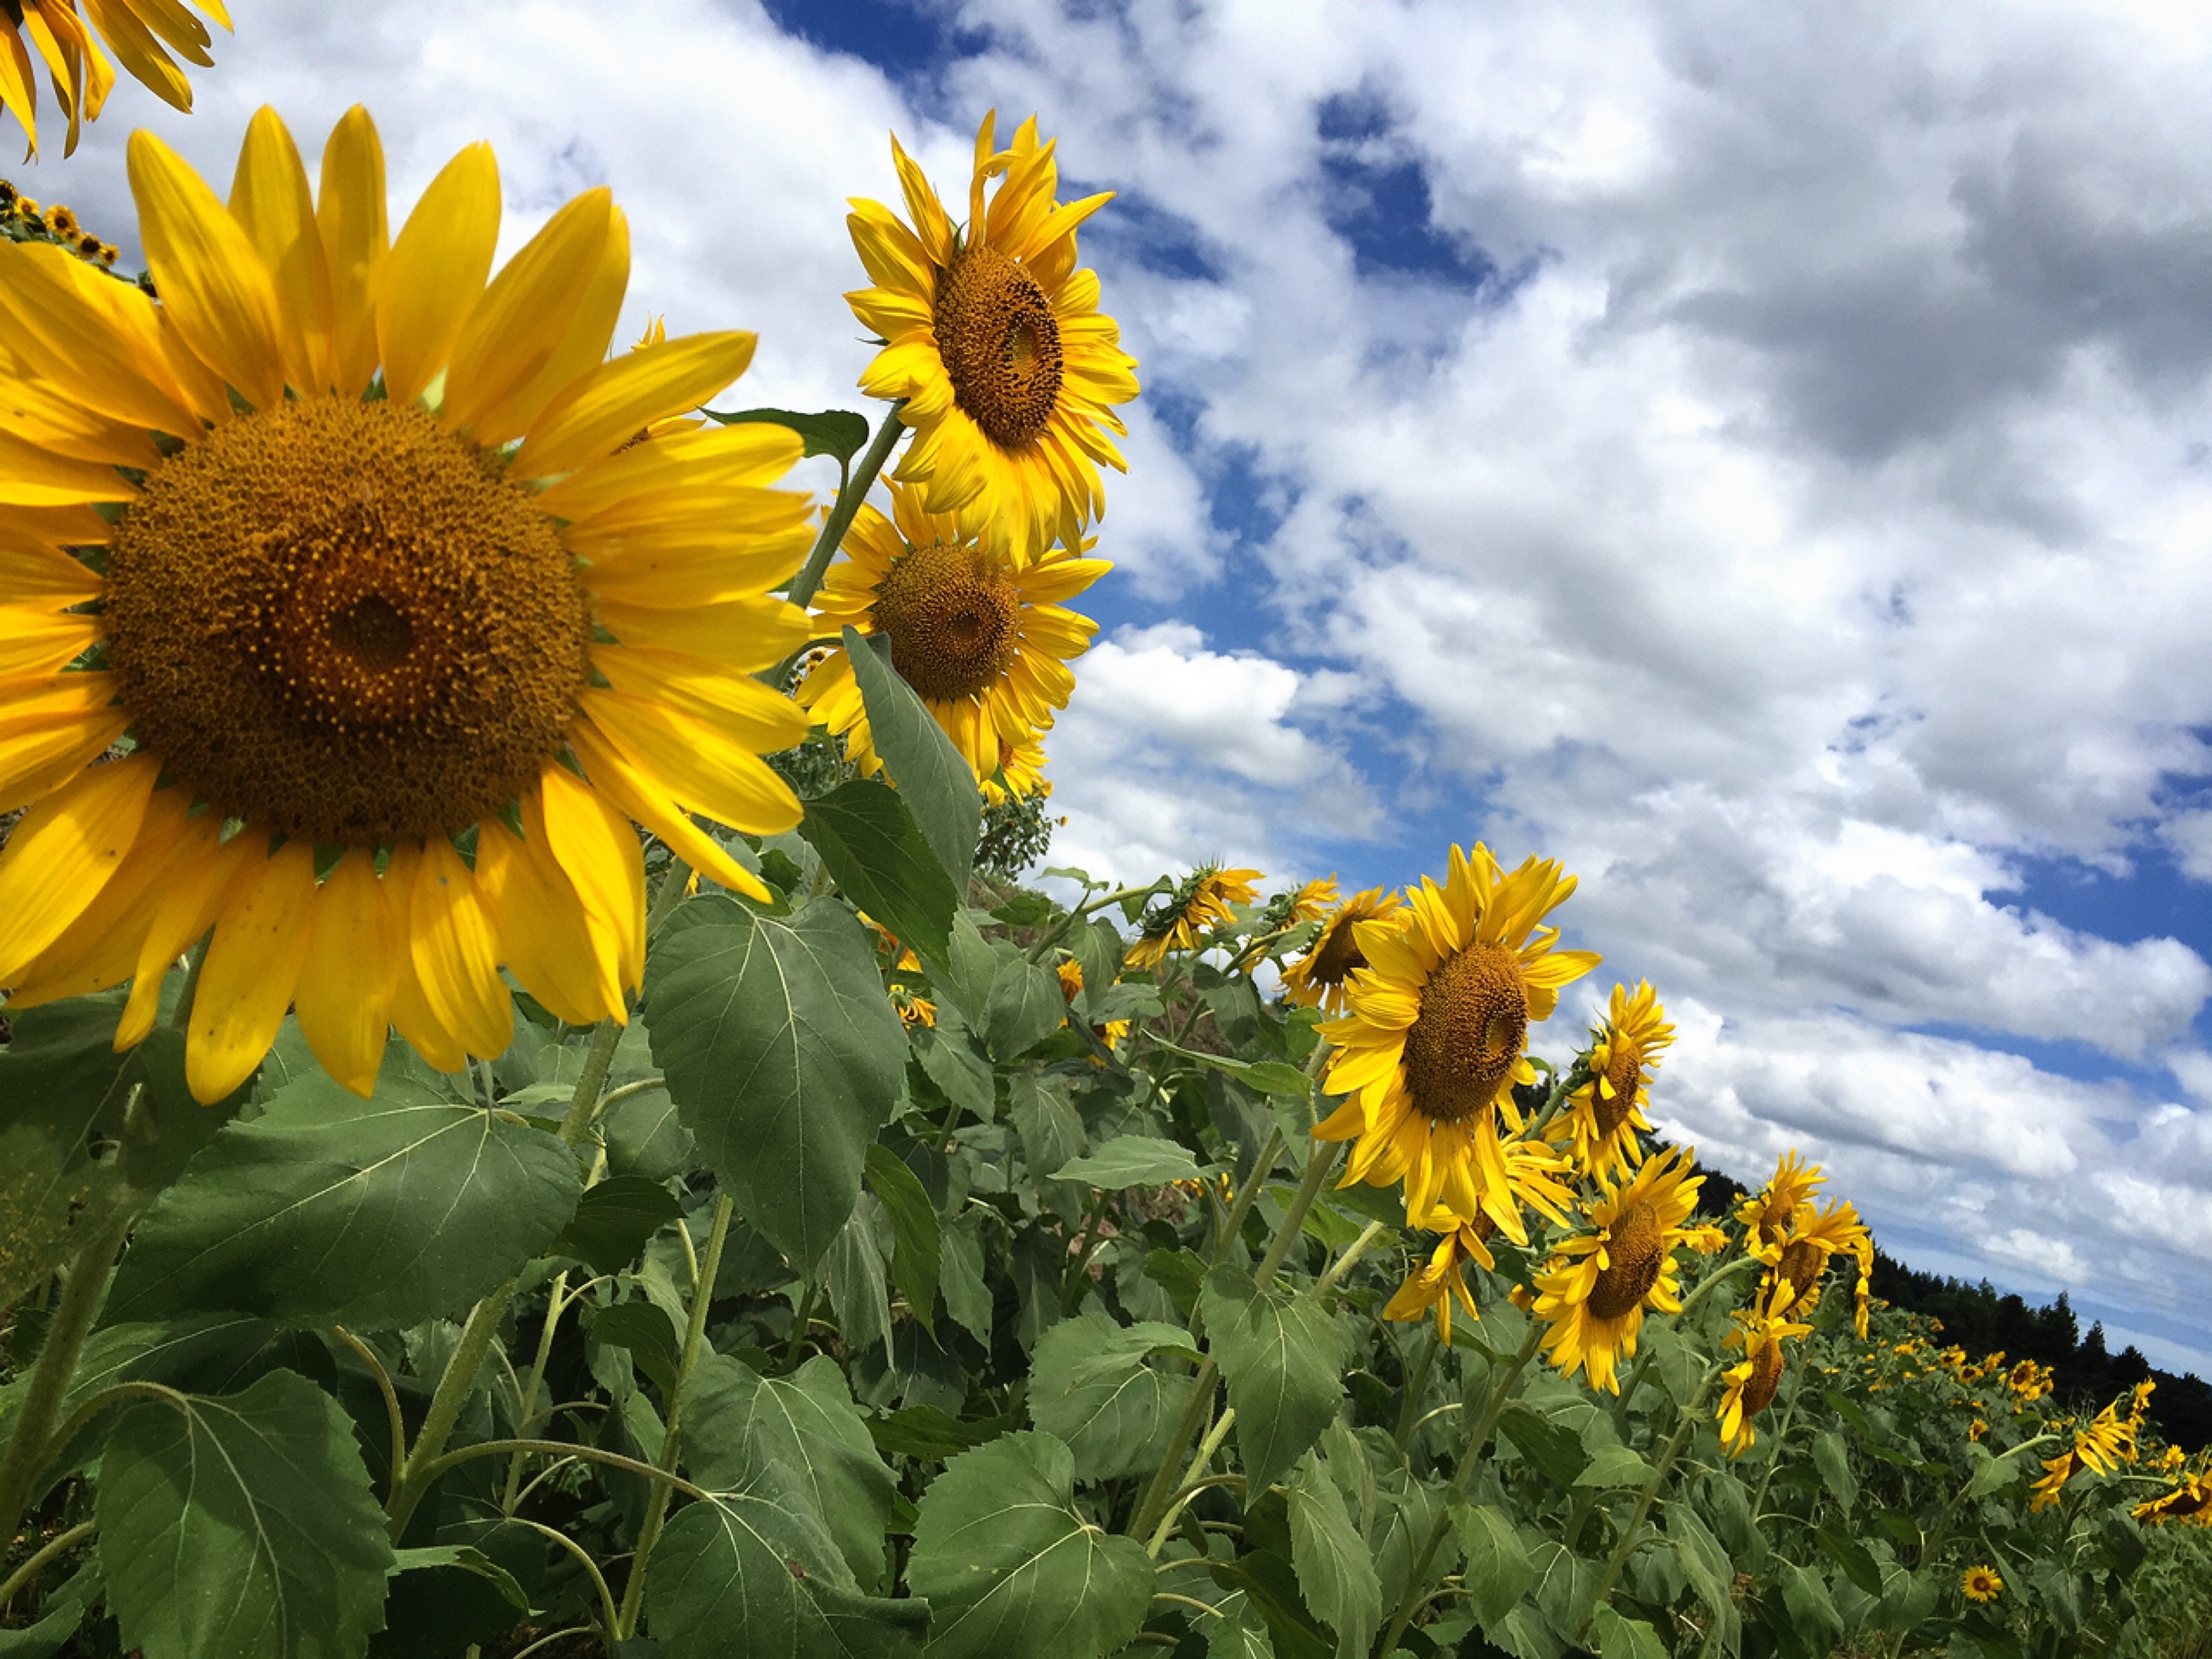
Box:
[25,0,2212,1373]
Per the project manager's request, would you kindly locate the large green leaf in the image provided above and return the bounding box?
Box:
[682,1352,898,1589]
[1008,1072,1087,1221]
[645,1489,928,1658]
[97,1369,397,1659]
[1027,1312,1196,1481]
[646,896,909,1267]
[906,1431,1153,1659]
[1285,1456,1381,1659]
[1451,1500,1535,1632]
[106,1073,580,1328]
[550,1175,684,1274]
[982,956,1070,1060]
[1052,1135,1204,1188]
[844,626,981,894]
[1201,1264,1347,1492]
[798,779,960,968]
[864,1143,942,1335]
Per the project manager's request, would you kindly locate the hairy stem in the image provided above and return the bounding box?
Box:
[785,405,906,616]
[386,1283,516,1539]
[0,1518,95,1612]
[1145,1409,1240,1559]
[502,1272,571,1513]
[1579,1362,1727,1638]
[333,1326,407,1495]
[1253,1137,1341,1291]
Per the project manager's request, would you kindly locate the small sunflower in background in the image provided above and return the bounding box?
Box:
[847,111,1139,564]
[2134,1467,2212,1526]
[1260,874,1338,932]
[1125,864,1262,970]
[1054,956,1128,1050]
[1549,980,1672,1184]
[801,477,1106,780]
[1280,885,1401,1015]
[981,736,1049,805]
[0,106,815,1102]
[1531,1145,1703,1393]
[1,0,232,157]
[1737,1149,1824,1247]
[1716,1303,1812,1455]
[1753,1195,1871,1321]
[1314,843,1599,1227]
[1961,1565,2004,1604]
[1383,1209,1495,1345]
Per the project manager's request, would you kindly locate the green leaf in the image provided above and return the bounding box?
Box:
[647,896,909,1267]
[590,1300,684,1395]
[1146,1247,1207,1318]
[821,1195,892,1355]
[602,1079,695,1183]
[914,1016,996,1126]
[1207,1603,1281,1658]
[798,779,960,969]
[1668,1506,1739,1649]
[1589,1605,1669,1659]
[866,1403,1007,1461]
[1820,1387,1871,1437]
[1815,1525,1885,1600]
[983,956,1070,1060]
[1052,1134,1205,1188]
[906,1430,1153,1659]
[388,1546,528,1612]
[1028,1312,1196,1481]
[1451,1501,1534,1632]
[98,1369,397,1659]
[682,1352,898,1589]
[704,405,872,464]
[1201,1263,1347,1493]
[1286,1456,1382,1659]
[1009,1071,1087,1219]
[1208,1551,1332,1659]
[0,1556,99,1657]
[1813,1429,1857,1514]
[1961,1440,2035,1500]
[1156,1041,1313,1099]
[106,1073,581,1328]
[550,1175,684,1274]
[645,1489,928,1658]
[1495,1403,1590,1487]
[844,626,981,894]
[864,1143,942,1335]
[1779,1560,1844,1654]
[1573,1444,1652,1489]
[939,1210,993,1347]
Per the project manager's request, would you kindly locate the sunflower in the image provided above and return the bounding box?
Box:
[1125,864,1262,971]
[1753,1196,1871,1321]
[1737,1150,1824,1247]
[2029,1397,2137,1512]
[1383,1209,1495,1345]
[1716,1304,1812,1456]
[981,735,1048,805]
[1054,956,1128,1049]
[1,0,230,158]
[1314,844,1599,1228]
[2135,1468,2212,1526]
[0,107,814,1103]
[1281,886,1402,1015]
[1549,980,1672,1185]
[1260,874,1339,933]
[1531,1145,1703,1393]
[1961,1565,2003,1604]
[800,476,1106,781]
[2007,1359,2055,1404]
[847,111,1139,565]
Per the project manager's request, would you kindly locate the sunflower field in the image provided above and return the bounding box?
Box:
[0,18,2206,1659]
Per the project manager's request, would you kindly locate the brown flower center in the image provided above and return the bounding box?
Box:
[1587,1199,1666,1321]
[1305,911,1370,988]
[1777,1237,1828,1300]
[105,398,590,846]
[1401,940,1529,1124]
[934,242,1064,450]
[1593,1037,1644,1138]
[1755,1196,1796,1247]
[872,538,1022,703]
[1742,1340,1786,1417]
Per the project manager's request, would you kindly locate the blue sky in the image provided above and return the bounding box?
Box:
[34,0,2212,1372]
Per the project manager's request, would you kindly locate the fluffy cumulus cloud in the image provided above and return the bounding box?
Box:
[39,0,2212,1364]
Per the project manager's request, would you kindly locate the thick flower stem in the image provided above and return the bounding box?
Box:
[1577,1361,1726,1641]
[784,405,906,616]
[1254,1137,1341,1291]
[615,1189,735,1638]
[1374,1318,1547,1657]
[0,1208,135,1544]
[386,1281,516,1540]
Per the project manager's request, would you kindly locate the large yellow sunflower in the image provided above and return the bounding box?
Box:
[799,476,1106,780]
[1716,1303,1811,1456]
[0,107,814,1103]
[1125,864,1261,971]
[1549,980,1672,1185]
[1281,885,1401,1015]
[1531,1145,1703,1394]
[847,111,1139,564]
[1314,843,1599,1228]
[2030,1396,2137,1511]
[1,0,230,157]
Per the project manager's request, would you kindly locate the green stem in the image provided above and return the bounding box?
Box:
[386,1283,516,1539]
[1748,1347,1807,1522]
[1129,1358,1219,1542]
[784,406,905,617]
[502,1272,570,1512]
[1024,881,1165,963]
[1209,1125,1283,1268]
[1393,1329,1441,1452]
[0,1206,134,1543]
[1253,1137,1340,1291]
[409,1438,713,1502]
[1145,1408,1239,1558]
[333,1326,407,1495]
[0,1518,95,1612]
[1308,1220,1387,1301]
[593,1077,665,1114]
[645,856,693,938]
[506,1518,621,1643]
[1579,1362,1727,1639]
[558,1019,625,1151]
[615,1190,735,1638]
[1374,1318,1547,1657]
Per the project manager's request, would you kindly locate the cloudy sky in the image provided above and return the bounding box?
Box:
[32,0,2212,1371]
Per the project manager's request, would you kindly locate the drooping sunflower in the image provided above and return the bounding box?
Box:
[1260,874,1339,933]
[1550,980,1673,1185]
[847,111,1139,565]
[800,476,1106,780]
[1737,1150,1825,1247]
[1382,1209,1495,1345]
[0,107,814,1103]
[1754,1196,1872,1323]
[1531,1145,1703,1394]
[1125,864,1262,971]
[1281,885,1402,1016]
[1054,956,1128,1050]
[1716,1304,1812,1456]
[2029,1395,2137,1511]
[1,0,230,157]
[1961,1565,2004,1604]
[1315,843,1599,1228]
[2134,1468,2212,1526]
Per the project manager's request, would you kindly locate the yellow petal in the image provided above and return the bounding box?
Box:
[535,422,803,522]
[0,672,128,813]
[80,0,191,107]
[228,106,334,394]
[315,105,389,398]
[380,842,468,1073]
[405,833,513,1061]
[0,29,38,159]
[476,808,620,1026]
[5,782,195,1007]
[127,128,286,409]
[498,203,630,445]
[593,645,811,754]
[594,593,809,672]
[567,717,773,904]
[511,330,756,480]
[0,543,103,608]
[442,187,612,444]
[0,608,101,678]
[0,242,201,437]
[539,760,645,988]
[0,751,153,982]
[376,141,500,407]
[186,836,316,1102]
[581,688,802,837]
[114,811,242,1050]
[291,848,397,1096]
